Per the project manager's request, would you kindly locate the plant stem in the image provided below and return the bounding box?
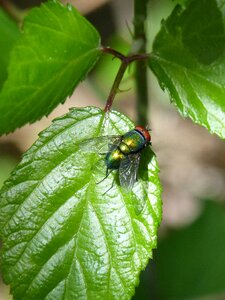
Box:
[0,0,26,23]
[104,60,128,112]
[133,0,149,126]
[102,47,149,112]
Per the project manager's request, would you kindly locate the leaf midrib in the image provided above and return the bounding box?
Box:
[5,113,106,296]
[1,113,104,232]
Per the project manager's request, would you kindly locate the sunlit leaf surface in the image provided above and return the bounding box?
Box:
[0,107,162,300]
[149,0,225,138]
[0,0,101,135]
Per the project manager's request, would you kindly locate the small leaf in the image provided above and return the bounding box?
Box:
[149,0,225,139]
[0,8,20,89]
[0,107,162,300]
[0,0,101,135]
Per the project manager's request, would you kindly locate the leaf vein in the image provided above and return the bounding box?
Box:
[153,54,225,92]
[1,48,98,121]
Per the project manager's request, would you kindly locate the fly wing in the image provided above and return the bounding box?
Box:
[78,135,122,154]
[119,153,141,190]
[108,138,121,152]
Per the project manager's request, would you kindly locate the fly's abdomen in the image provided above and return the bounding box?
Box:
[106,149,125,170]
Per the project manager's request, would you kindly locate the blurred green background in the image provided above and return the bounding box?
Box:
[0,0,225,299]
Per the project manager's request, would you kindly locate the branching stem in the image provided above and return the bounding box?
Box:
[102,47,149,112]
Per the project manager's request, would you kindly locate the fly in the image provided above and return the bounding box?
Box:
[103,125,151,190]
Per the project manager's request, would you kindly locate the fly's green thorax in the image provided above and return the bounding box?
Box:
[121,130,146,153]
[106,130,147,171]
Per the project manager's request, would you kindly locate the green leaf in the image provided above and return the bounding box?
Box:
[154,200,225,299]
[0,8,20,89]
[149,0,225,139]
[0,0,101,135]
[0,107,162,300]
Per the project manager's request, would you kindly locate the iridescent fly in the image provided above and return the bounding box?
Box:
[103,125,151,190]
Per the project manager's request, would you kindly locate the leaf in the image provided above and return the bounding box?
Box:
[149,0,225,139]
[0,107,162,300]
[154,200,225,299]
[0,0,101,135]
[0,8,20,89]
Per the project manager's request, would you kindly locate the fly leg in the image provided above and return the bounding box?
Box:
[102,177,115,195]
[97,168,116,195]
[96,166,116,195]
[97,167,112,184]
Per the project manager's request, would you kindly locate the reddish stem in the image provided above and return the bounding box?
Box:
[101,47,149,112]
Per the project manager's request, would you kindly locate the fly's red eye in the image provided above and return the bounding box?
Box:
[135,125,151,142]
